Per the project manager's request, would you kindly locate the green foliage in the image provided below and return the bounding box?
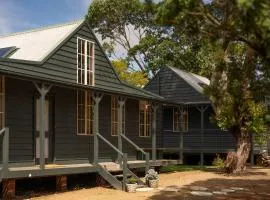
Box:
[160,165,208,173]
[212,154,225,170]
[157,0,270,136]
[112,59,148,87]
[156,0,270,170]
[127,177,137,184]
[87,0,158,75]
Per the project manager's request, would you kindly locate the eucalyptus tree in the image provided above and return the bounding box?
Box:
[157,0,270,173]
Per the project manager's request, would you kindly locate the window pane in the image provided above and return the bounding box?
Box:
[87,42,90,56]
[77,38,95,86]
[82,40,85,55]
[78,39,81,54]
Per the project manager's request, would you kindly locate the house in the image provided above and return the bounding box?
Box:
[0,20,182,199]
[145,66,239,164]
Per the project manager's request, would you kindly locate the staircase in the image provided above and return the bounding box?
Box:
[97,162,145,191]
[96,133,148,191]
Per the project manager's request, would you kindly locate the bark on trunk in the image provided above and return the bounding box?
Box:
[225,134,251,173]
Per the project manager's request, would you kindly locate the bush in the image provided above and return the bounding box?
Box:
[127,177,137,184]
[212,154,225,170]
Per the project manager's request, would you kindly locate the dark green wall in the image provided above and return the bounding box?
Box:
[161,105,236,153]
[146,68,236,154]
[5,77,160,163]
[145,67,209,103]
[6,78,35,162]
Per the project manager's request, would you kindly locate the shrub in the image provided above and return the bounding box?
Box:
[212,154,225,170]
[127,177,137,184]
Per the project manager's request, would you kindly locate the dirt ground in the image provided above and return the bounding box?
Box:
[30,167,270,200]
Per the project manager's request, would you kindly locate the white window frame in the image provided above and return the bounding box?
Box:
[77,37,95,86]
[111,96,125,136]
[173,107,188,132]
[139,100,151,137]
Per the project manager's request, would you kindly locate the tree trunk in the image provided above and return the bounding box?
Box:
[225,134,251,173]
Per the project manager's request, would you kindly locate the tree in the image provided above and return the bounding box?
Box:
[112,59,148,87]
[157,0,270,173]
[87,0,207,78]
[87,0,158,75]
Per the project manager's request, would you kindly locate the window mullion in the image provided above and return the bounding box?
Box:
[84,41,88,85]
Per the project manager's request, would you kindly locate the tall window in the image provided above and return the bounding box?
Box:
[77,90,94,135]
[173,107,188,132]
[77,37,95,86]
[0,76,4,129]
[111,96,125,136]
[139,101,151,137]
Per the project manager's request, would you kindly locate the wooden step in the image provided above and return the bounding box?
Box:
[99,162,122,172]
[114,173,132,179]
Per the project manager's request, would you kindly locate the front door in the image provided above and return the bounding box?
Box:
[35,97,54,164]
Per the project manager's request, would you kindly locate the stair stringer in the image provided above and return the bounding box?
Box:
[97,164,124,190]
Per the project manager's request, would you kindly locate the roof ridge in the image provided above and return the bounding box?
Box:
[0,19,84,38]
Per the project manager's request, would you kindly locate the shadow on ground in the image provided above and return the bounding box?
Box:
[148,178,270,200]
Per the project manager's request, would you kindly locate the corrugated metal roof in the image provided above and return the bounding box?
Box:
[169,66,210,94]
[0,20,84,61]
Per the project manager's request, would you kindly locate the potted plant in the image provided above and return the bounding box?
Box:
[145,169,159,188]
[126,177,137,192]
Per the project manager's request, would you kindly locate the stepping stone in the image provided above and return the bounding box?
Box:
[162,187,179,192]
[213,191,228,195]
[136,187,154,192]
[231,187,245,191]
[190,186,208,191]
[221,189,235,193]
[157,187,164,190]
[191,191,213,196]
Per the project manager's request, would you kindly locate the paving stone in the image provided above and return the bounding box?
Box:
[191,191,213,196]
[221,189,235,193]
[213,191,228,195]
[190,186,208,191]
[157,187,165,190]
[162,187,179,192]
[231,187,245,191]
[136,187,154,192]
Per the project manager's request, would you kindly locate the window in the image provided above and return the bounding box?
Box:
[111,96,125,136]
[139,100,151,137]
[77,90,94,135]
[77,37,95,86]
[0,76,4,129]
[173,107,188,132]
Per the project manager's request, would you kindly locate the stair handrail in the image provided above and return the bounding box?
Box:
[0,127,9,175]
[120,133,150,174]
[97,132,128,189]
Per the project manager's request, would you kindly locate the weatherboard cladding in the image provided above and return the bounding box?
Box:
[4,77,160,163]
[0,21,162,101]
[145,67,209,104]
[161,106,236,152]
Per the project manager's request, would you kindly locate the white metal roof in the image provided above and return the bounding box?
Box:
[0,20,84,61]
[169,66,210,94]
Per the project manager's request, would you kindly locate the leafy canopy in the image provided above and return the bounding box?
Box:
[157,0,270,141]
[112,59,148,88]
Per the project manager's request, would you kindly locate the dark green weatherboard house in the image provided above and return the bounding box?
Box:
[0,20,181,197]
[145,66,262,165]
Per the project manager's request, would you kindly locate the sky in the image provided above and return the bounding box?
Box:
[0,0,92,35]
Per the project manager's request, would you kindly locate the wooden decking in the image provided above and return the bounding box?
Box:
[1,159,182,179]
